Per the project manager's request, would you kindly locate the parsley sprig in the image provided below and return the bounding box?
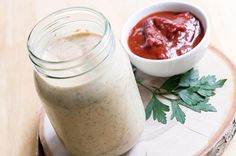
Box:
[135,67,227,124]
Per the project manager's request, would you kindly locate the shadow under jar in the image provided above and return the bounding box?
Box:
[27,7,145,156]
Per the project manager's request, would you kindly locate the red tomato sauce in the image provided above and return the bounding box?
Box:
[128,11,204,60]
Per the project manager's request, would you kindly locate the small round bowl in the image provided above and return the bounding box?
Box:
[121,1,210,77]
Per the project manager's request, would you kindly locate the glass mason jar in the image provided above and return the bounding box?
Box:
[27,7,145,156]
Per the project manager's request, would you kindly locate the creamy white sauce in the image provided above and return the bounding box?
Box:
[43,33,101,61]
[35,32,145,156]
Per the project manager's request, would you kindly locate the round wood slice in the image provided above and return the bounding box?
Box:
[38,45,236,156]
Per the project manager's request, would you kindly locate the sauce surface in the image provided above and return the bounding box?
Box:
[43,32,101,61]
[128,11,204,60]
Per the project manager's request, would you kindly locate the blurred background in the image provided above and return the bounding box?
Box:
[0,0,235,155]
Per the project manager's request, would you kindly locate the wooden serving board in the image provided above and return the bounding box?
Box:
[38,45,236,156]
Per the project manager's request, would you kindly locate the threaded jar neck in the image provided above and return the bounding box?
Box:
[27,7,114,79]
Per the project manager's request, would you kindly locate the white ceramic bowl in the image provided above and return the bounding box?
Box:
[121,1,210,77]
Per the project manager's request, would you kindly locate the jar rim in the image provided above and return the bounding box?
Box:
[27,7,110,64]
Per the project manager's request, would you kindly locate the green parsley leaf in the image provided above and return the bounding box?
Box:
[145,98,154,120]
[160,75,182,92]
[171,100,186,124]
[178,88,205,105]
[199,76,227,90]
[197,88,215,97]
[178,100,216,113]
[199,75,217,89]
[177,100,201,113]
[193,102,217,112]
[137,67,226,125]
[145,94,169,124]
[215,79,227,88]
[179,69,199,87]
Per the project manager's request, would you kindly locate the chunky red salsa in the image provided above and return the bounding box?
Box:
[128,11,204,60]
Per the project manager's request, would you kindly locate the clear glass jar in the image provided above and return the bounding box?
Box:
[27,7,145,156]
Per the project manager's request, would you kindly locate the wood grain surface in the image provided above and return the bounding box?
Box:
[0,0,235,156]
